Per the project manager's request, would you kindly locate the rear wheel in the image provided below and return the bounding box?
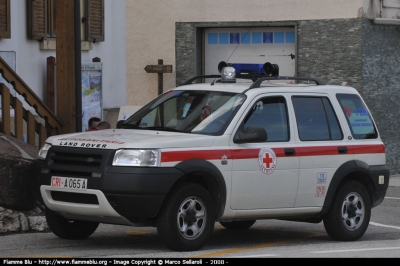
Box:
[323,180,371,241]
[45,207,99,240]
[156,183,215,251]
[219,220,256,230]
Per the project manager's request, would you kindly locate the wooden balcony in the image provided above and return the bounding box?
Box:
[0,56,62,148]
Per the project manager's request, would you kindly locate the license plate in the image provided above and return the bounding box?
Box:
[51,176,88,190]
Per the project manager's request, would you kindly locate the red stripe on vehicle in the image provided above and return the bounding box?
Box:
[161,144,385,163]
[297,144,384,156]
[349,144,385,154]
[161,150,232,162]
[298,146,343,156]
[231,148,288,159]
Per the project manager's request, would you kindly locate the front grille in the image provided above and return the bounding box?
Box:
[50,169,93,178]
[51,152,102,167]
[51,191,99,205]
[46,147,114,177]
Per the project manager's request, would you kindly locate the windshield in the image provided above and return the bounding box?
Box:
[122,90,246,135]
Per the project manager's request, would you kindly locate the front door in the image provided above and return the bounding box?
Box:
[230,95,299,210]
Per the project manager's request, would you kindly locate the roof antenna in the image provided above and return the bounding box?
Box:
[308,54,321,84]
[225,29,250,64]
[310,54,321,77]
[212,29,250,86]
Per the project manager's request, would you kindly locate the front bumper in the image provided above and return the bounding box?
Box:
[38,146,184,224]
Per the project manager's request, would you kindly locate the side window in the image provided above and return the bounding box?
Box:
[243,96,289,142]
[336,93,378,139]
[292,97,343,141]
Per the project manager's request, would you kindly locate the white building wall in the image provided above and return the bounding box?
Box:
[126,0,364,106]
[0,0,126,110]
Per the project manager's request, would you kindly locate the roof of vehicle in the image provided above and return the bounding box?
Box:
[175,80,359,95]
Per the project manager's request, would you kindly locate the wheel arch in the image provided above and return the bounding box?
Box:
[173,159,227,219]
[321,160,375,216]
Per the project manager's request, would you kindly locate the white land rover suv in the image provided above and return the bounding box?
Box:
[38,62,390,251]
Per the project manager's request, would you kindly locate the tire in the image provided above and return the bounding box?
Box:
[156,182,216,251]
[220,220,256,230]
[323,180,371,241]
[45,207,99,240]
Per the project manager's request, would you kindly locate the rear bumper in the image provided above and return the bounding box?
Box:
[369,165,390,207]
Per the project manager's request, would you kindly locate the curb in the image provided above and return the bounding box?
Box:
[389,174,400,187]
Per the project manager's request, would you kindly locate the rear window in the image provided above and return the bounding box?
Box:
[336,94,378,139]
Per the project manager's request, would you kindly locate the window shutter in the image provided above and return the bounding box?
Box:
[27,0,47,40]
[0,0,11,39]
[86,0,104,43]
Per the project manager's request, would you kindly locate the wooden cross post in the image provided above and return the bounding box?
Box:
[144,59,173,95]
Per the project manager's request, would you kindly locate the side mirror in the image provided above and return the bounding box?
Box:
[116,120,126,129]
[233,126,267,144]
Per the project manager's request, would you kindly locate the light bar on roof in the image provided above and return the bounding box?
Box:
[231,64,265,75]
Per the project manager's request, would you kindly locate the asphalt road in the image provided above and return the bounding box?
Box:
[0,177,399,259]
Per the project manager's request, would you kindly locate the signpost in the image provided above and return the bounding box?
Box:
[144,59,172,95]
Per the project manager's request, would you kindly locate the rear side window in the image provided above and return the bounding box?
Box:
[336,94,378,139]
[292,96,343,141]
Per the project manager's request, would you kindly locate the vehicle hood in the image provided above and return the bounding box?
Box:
[46,129,216,150]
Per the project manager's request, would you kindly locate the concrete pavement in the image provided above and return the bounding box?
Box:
[389,174,400,187]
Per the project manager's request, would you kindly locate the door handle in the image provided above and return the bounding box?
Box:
[338,147,348,154]
[284,148,296,156]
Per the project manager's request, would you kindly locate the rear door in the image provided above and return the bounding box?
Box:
[291,94,353,207]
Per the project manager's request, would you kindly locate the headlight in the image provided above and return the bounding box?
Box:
[112,149,161,167]
[38,143,52,160]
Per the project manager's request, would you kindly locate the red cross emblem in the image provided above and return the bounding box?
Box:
[263,153,273,168]
[258,148,277,175]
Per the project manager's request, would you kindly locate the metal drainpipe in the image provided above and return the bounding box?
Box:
[74,0,82,132]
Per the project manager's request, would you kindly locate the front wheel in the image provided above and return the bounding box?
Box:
[219,220,256,230]
[45,207,99,240]
[156,183,216,251]
[323,180,371,241]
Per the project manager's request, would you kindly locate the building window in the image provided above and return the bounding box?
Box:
[0,0,11,39]
[28,0,104,42]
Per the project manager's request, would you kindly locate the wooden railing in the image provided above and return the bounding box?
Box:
[0,56,62,148]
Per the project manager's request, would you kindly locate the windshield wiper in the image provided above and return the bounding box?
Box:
[143,127,183,133]
[118,123,140,129]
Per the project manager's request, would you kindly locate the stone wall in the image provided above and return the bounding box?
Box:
[0,206,48,234]
[297,19,363,89]
[176,22,199,86]
[361,19,400,174]
[0,134,48,233]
